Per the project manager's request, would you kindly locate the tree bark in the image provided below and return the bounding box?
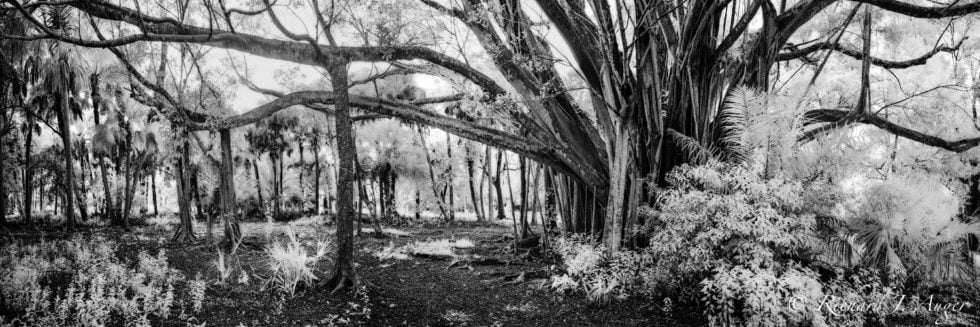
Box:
[493,150,505,220]
[252,160,264,212]
[151,168,159,216]
[324,60,360,293]
[191,165,208,239]
[465,147,483,221]
[22,117,33,224]
[314,144,321,214]
[219,129,241,248]
[417,128,450,221]
[446,133,455,221]
[172,136,196,243]
[0,129,6,224]
[90,73,115,223]
[299,138,305,212]
[270,154,280,218]
[57,62,75,232]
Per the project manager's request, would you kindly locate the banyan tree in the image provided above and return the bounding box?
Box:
[5,0,980,290]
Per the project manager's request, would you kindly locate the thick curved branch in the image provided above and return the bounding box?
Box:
[716,0,765,54]
[852,0,980,18]
[532,0,603,87]
[6,1,508,96]
[777,37,966,68]
[802,109,980,152]
[178,90,579,177]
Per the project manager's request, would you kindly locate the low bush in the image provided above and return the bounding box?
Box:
[262,228,331,297]
[0,238,185,326]
[550,161,978,326]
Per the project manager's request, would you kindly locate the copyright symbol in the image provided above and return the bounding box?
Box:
[789,297,807,311]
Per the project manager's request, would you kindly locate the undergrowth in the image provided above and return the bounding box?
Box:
[0,237,192,326]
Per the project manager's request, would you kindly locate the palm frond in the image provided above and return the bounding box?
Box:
[667,128,713,165]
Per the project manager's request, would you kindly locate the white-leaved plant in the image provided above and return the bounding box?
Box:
[262,227,331,297]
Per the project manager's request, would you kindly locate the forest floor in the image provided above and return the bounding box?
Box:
[0,217,703,327]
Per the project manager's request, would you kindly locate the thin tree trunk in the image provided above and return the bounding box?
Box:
[252,160,264,211]
[278,151,284,212]
[446,133,455,221]
[57,67,75,232]
[417,128,450,221]
[151,168,159,216]
[466,151,484,221]
[493,150,505,220]
[91,73,114,223]
[356,165,363,235]
[0,129,6,224]
[299,140,305,212]
[22,120,33,224]
[314,146,321,215]
[505,156,520,238]
[519,157,530,236]
[415,188,421,220]
[484,145,493,221]
[271,154,280,218]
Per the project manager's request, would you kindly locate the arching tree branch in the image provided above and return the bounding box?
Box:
[802,109,980,152]
[777,37,967,69]
[4,0,508,96]
[174,90,582,178]
[852,0,980,18]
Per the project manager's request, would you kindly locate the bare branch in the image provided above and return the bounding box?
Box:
[778,37,967,69]
[802,109,980,152]
[853,0,980,18]
[716,0,765,54]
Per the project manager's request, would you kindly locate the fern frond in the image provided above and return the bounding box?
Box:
[667,128,713,164]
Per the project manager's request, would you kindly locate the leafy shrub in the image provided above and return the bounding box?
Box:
[640,161,829,326]
[0,238,183,326]
[549,235,654,304]
[262,228,330,296]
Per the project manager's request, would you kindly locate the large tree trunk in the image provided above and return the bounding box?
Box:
[219,129,241,249]
[324,60,359,293]
[172,137,196,243]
